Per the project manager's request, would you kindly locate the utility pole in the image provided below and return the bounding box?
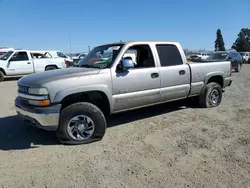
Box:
[88,46,90,52]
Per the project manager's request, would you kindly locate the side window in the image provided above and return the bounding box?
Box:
[11,52,29,61]
[156,45,183,66]
[123,45,155,68]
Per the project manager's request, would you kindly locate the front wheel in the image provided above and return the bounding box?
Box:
[56,102,106,145]
[199,82,222,108]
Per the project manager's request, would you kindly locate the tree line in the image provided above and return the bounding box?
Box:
[215,28,250,52]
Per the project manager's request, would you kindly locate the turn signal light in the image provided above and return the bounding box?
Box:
[39,100,50,106]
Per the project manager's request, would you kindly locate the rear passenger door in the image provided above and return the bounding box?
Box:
[156,44,191,102]
[7,51,33,75]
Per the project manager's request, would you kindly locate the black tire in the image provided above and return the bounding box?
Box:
[235,63,241,72]
[56,102,106,145]
[0,71,4,82]
[199,82,222,108]
[45,66,57,71]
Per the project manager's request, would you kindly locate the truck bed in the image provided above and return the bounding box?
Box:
[187,61,231,96]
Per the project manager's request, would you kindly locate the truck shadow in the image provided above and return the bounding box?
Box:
[0,115,59,150]
[107,99,197,127]
[0,99,198,150]
[3,76,22,82]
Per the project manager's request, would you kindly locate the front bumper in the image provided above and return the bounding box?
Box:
[15,97,61,131]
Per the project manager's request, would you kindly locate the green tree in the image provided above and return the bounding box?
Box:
[232,28,250,52]
[214,29,226,51]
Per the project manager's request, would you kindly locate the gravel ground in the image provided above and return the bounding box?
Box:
[0,66,250,188]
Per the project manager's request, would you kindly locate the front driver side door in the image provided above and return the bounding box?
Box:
[111,44,161,112]
[7,51,33,75]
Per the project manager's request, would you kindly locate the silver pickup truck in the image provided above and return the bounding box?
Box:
[15,41,232,145]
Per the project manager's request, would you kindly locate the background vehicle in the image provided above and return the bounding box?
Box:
[240,52,250,64]
[36,50,74,67]
[196,52,210,60]
[72,52,88,65]
[0,50,67,81]
[15,41,232,145]
[204,51,243,72]
[0,47,14,56]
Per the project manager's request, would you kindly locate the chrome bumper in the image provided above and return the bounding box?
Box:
[16,106,59,127]
[15,97,61,131]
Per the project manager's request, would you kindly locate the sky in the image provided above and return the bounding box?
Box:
[0,0,249,53]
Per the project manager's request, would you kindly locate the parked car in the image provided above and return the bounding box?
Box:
[0,50,67,82]
[15,41,232,145]
[0,47,14,56]
[204,51,243,72]
[36,50,74,67]
[72,52,88,65]
[240,52,250,64]
[196,52,211,60]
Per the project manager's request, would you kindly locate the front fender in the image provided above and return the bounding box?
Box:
[52,84,114,112]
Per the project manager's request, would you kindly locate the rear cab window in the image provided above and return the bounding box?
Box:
[156,44,183,66]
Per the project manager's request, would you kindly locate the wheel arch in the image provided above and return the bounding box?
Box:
[54,86,113,115]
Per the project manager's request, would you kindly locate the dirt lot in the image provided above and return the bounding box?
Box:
[0,66,250,188]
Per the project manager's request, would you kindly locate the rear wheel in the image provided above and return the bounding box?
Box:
[45,66,57,71]
[56,102,106,145]
[199,82,222,108]
[0,71,4,82]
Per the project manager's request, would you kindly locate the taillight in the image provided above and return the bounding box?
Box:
[64,59,70,67]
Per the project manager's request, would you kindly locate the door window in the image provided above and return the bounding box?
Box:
[122,45,155,68]
[11,52,29,61]
[156,45,183,66]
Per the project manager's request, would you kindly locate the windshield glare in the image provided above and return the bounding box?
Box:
[77,44,123,69]
[208,52,228,60]
[0,51,13,60]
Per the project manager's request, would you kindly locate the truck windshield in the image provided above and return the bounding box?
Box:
[208,52,228,60]
[0,51,13,60]
[77,44,123,69]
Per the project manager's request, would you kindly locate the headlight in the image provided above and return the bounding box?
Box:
[28,88,48,95]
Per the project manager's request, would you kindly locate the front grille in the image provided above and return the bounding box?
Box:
[20,97,29,105]
[18,85,29,94]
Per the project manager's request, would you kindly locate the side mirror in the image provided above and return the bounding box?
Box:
[121,59,134,69]
[9,57,15,62]
[227,57,232,60]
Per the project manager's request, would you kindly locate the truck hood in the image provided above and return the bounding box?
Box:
[18,67,101,87]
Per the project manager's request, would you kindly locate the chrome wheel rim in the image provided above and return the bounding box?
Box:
[210,89,220,105]
[67,115,95,141]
